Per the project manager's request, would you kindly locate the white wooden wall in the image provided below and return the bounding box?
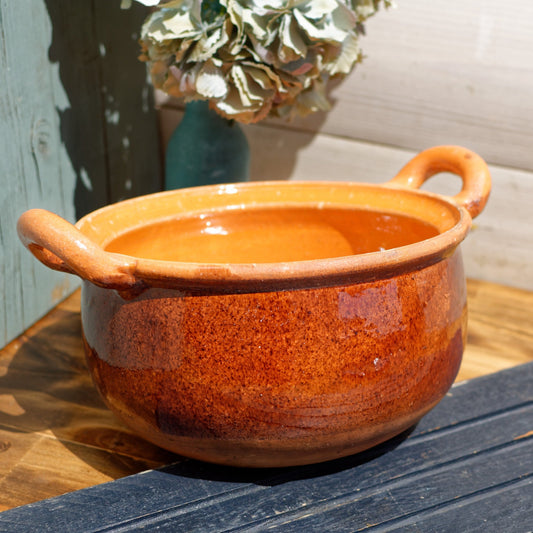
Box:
[158,0,533,291]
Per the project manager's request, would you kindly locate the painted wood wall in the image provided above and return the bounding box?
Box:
[158,0,533,292]
[0,1,162,348]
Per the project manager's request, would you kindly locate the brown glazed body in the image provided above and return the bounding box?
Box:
[81,255,466,467]
[18,146,491,467]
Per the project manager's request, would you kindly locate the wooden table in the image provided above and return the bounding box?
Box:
[0,279,532,527]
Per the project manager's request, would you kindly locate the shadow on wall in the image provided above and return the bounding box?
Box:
[159,91,334,183]
[44,0,162,220]
[155,74,354,184]
[245,78,349,182]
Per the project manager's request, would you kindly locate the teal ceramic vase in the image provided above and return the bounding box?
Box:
[165,100,250,190]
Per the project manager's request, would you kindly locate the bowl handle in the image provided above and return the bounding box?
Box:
[17,209,141,289]
[386,145,491,218]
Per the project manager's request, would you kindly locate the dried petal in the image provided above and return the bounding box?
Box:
[196,60,229,97]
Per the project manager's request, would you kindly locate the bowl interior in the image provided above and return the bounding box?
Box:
[103,204,439,264]
[79,182,461,263]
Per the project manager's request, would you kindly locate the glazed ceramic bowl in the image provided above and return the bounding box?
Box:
[18,146,491,467]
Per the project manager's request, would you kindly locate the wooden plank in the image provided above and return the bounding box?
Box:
[383,478,533,532]
[39,0,110,217]
[0,0,79,350]
[0,362,530,532]
[293,0,533,173]
[0,426,168,513]
[41,0,163,217]
[459,279,533,380]
[259,441,533,532]
[0,0,162,350]
[0,290,177,510]
[92,0,162,203]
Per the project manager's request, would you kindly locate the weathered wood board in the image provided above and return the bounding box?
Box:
[284,0,533,173]
[0,0,162,349]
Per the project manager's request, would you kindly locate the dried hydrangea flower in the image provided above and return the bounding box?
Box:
[135,0,392,123]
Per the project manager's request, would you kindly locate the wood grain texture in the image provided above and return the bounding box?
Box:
[291,0,533,172]
[0,361,530,532]
[0,0,162,349]
[0,280,531,511]
[460,279,533,380]
[0,0,77,353]
[0,293,175,511]
[91,1,162,205]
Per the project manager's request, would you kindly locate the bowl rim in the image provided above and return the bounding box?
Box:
[76,181,471,292]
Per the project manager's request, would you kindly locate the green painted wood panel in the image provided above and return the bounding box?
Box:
[0,1,162,348]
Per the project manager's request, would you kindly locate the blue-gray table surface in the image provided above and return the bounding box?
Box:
[1,362,531,532]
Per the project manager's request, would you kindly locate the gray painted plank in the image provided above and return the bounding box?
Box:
[0,0,78,348]
[258,438,532,532]
[63,407,531,532]
[381,477,533,533]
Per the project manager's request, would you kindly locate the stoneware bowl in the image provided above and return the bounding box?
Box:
[18,145,491,467]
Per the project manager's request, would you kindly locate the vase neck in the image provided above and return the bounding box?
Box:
[165,99,250,190]
[184,100,233,127]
